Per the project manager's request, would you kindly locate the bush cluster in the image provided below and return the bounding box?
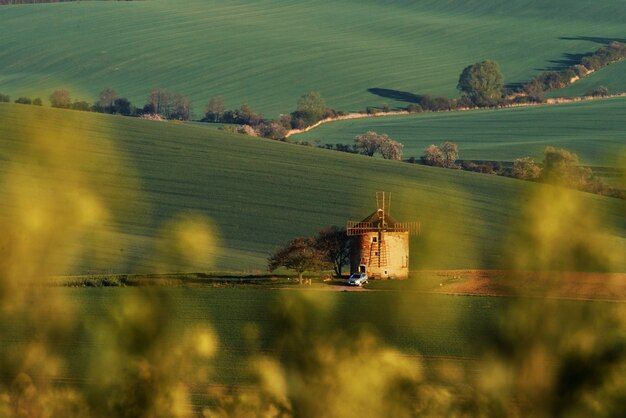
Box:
[518,41,626,100]
[508,147,623,198]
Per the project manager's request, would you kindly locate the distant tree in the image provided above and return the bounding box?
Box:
[268,237,328,281]
[171,93,192,121]
[96,88,119,113]
[586,85,609,97]
[406,104,422,113]
[145,89,191,120]
[457,60,504,106]
[147,89,171,117]
[71,100,91,111]
[541,146,590,189]
[440,141,459,168]
[112,97,133,116]
[0,93,10,103]
[236,102,263,126]
[421,144,445,167]
[378,136,404,160]
[14,97,32,105]
[52,91,71,108]
[204,96,225,122]
[354,131,382,156]
[512,157,542,180]
[522,79,546,102]
[421,142,458,168]
[32,97,42,106]
[295,91,326,126]
[49,89,72,108]
[313,226,351,277]
[258,121,287,140]
[237,125,258,137]
[278,114,293,130]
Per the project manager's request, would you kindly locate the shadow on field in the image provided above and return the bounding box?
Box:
[539,36,626,72]
[506,36,626,89]
[559,36,626,45]
[367,87,422,103]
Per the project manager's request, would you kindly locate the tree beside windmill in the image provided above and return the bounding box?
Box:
[347,192,420,279]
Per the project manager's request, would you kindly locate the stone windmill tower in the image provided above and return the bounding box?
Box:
[347,192,420,279]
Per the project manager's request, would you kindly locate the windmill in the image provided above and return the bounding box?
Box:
[347,192,420,279]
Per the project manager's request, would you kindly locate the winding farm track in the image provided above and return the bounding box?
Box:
[286,92,626,139]
[274,270,626,301]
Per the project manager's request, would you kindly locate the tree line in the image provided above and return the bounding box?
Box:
[415,141,624,199]
[0,88,194,120]
[457,41,626,107]
[206,91,345,141]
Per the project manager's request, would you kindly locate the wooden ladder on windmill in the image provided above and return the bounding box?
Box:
[368,236,389,268]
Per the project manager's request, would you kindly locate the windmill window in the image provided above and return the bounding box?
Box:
[372,237,377,242]
[374,252,379,256]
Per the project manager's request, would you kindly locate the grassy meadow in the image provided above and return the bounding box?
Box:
[1,0,626,117]
[49,288,501,384]
[296,96,626,168]
[2,103,624,273]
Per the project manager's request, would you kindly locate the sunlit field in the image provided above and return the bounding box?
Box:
[296,96,626,168]
[1,0,626,116]
[0,99,624,416]
[1,1,626,416]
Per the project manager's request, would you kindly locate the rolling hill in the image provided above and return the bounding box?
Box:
[1,0,626,117]
[295,96,626,169]
[1,103,624,273]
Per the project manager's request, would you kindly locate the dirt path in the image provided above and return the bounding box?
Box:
[286,93,626,139]
[307,270,626,301]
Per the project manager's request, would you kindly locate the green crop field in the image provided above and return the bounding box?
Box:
[2,2,626,416]
[295,97,626,168]
[1,103,625,273]
[0,287,504,385]
[2,286,619,411]
[548,60,626,98]
[1,0,626,117]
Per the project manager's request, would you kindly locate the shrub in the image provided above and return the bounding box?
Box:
[421,142,459,168]
[258,122,287,140]
[49,89,72,108]
[238,125,258,136]
[71,101,91,111]
[461,161,497,174]
[421,144,444,167]
[586,86,610,97]
[14,97,32,105]
[512,157,542,180]
[0,93,11,102]
[406,104,422,113]
[378,136,403,160]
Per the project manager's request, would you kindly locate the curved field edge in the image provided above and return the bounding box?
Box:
[294,96,626,168]
[1,103,624,272]
[1,0,626,117]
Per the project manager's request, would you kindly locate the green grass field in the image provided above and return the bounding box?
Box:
[5,287,503,385]
[1,0,626,117]
[296,97,626,168]
[1,103,625,273]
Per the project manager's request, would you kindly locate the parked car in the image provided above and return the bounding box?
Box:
[347,272,369,286]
